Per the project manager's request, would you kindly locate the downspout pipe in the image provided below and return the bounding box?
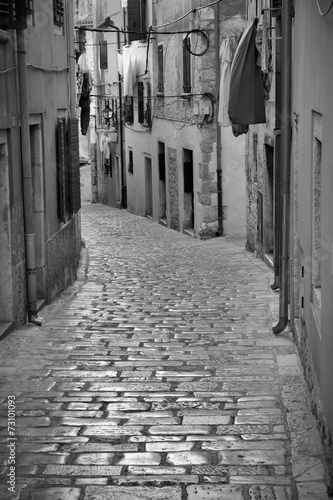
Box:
[273,0,292,334]
[104,18,126,209]
[16,31,42,325]
[215,2,223,236]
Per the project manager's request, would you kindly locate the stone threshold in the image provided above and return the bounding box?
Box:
[264,252,274,270]
[184,229,195,238]
[0,322,13,340]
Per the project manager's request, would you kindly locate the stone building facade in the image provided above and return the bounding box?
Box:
[0,0,81,334]
[90,0,247,238]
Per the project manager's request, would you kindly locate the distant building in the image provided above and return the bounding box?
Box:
[0,0,81,334]
[90,0,247,239]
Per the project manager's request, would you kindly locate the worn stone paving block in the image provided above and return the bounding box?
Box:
[76,478,108,485]
[248,485,292,500]
[146,441,195,452]
[187,484,244,500]
[218,449,286,466]
[129,435,184,443]
[59,417,120,426]
[127,466,187,475]
[202,440,286,451]
[192,465,270,475]
[112,474,199,485]
[30,487,81,500]
[88,383,172,391]
[1,427,81,437]
[64,443,139,453]
[15,453,69,465]
[183,415,231,425]
[82,426,143,436]
[231,475,291,485]
[43,465,122,476]
[73,453,115,465]
[292,456,326,482]
[166,451,212,465]
[84,485,182,500]
[217,425,271,435]
[115,452,161,465]
[148,425,212,435]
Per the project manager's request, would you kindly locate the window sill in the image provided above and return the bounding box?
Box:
[0,30,10,43]
[156,91,164,98]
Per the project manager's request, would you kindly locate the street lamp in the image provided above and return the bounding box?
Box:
[102,99,112,127]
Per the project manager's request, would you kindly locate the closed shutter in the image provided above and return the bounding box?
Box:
[0,0,27,29]
[57,119,67,223]
[127,0,140,42]
[68,118,81,214]
[138,82,144,124]
[183,37,191,93]
[99,41,108,70]
[157,44,164,93]
[257,190,263,244]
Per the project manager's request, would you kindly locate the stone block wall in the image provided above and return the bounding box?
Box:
[46,215,81,300]
[168,148,180,232]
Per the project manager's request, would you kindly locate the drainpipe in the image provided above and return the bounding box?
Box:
[273,0,292,334]
[68,0,76,117]
[16,31,42,325]
[104,18,126,209]
[215,2,223,236]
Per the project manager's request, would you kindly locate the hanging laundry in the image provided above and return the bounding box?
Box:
[79,71,92,136]
[123,50,138,97]
[218,38,233,127]
[255,12,272,99]
[228,19,266,127]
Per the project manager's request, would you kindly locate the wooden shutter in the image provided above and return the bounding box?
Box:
[99,41,108,70]
[157,44,164,93]
[0,0,27,29]
[158,142,165,181]
[68,118,81,214]
[54,0,64,26]
[257,190,263,244]
[140,0,147,41]
[183,37,191,93]
[57,119,66,222]
[127,0,140,42]
[138,82,144,124]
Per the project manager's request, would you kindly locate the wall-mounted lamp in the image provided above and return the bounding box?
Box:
[102,99,112,127]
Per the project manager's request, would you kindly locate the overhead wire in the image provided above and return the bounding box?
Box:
[316,0,333,16]
[151,0,223,28]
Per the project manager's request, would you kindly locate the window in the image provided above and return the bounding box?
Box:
[54,0,64,26]
[57,117,81,222]
[0,0,27,29]
[183,36,191,93]
[311,111,322,326]
[127,0,147,42]
[123,97,134,124]
[157,44,164,93]
[128,149,134,174]
[138,82,144,123]
[26,0,33,14]
[99,41,108,70]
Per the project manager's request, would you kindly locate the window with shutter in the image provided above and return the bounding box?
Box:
[157,44,164,93]
[127,0,147,42]
[99,41,108,70]
[57,118,67,223]
[183,37,191,93]
[54,0,64,26]
[138,82,144,124]
[0,0,27,30]
[26,0,33,14]
[128,149,134,174]
[68,118,81,214]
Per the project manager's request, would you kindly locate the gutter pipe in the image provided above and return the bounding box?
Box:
[103,18,126,209]
[16,31,42,325]
[273,0,292,334]
[215,2,223,236]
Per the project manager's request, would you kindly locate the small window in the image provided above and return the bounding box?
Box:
[99,41,108,70]
[128,149,134,174]
[157,44,164,93]
[127,0,147,42]
[183,37,191,93]
[138,82,144,124]
[54,0,64,26]
[0,0,27,30]
[26,0,33,14]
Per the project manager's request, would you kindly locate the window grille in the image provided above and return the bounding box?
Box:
[54,0,64,26]
[0,0,27,30]
[138,82,144,124]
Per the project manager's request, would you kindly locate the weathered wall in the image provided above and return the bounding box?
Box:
[291,0,333,469]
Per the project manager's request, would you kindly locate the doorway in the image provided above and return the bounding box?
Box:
[30,123,46,300]
[183,148,194,231]
[158,141,166,223]
[145,156,153,218]
[0,137,13,324]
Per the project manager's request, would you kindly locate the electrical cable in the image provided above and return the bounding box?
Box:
[316,0,333,16]
[183,29,209,56]
[151,0,223,28]
[27,64,69,72]
[0,66,17,74]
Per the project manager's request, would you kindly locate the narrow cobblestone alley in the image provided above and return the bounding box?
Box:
[0,203,331,500]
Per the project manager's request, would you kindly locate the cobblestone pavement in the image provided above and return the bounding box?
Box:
[0,203,331,499]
